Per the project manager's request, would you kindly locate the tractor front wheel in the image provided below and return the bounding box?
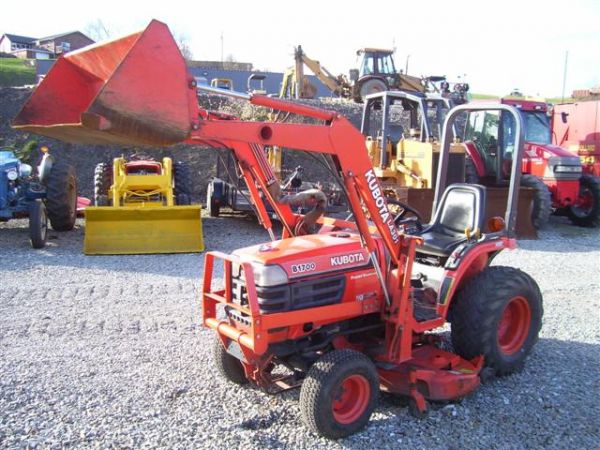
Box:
[94,162,111,206]
[213,337,248,385]
[174,161,192,206]
[299,349,378,439]
[46,163,77,231]
[451,266,543,376]
[29,200,48,249]
[521,174,552,229]
[567,174,600,227]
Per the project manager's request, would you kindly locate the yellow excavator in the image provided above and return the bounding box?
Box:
[85,155,204,255]
[279,46,426,102]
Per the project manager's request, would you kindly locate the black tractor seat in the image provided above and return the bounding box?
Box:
[417,183,486,258]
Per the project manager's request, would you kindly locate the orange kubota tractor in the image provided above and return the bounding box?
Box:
[13,21,543,439]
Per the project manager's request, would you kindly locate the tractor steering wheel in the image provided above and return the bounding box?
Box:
[386,198,425,234]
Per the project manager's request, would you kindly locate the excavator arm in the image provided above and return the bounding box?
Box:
[12,19,407,265]
[293,46,349,97]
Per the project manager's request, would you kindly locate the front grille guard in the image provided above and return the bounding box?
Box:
[202,251,266,353]
[202,250,378,356]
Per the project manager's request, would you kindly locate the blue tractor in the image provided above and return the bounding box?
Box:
[0,146,77,248]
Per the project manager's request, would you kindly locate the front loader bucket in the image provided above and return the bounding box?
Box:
[13,20,197,146]
[84,205,204,255]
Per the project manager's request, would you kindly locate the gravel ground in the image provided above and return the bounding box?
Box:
[1,212,599,449]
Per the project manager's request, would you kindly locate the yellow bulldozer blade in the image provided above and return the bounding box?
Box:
[84,205,204,255]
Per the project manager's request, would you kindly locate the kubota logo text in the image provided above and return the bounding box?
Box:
[330,252,366,267]
[365,169,400,243]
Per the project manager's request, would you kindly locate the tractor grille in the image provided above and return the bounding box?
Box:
[231,272,346,314]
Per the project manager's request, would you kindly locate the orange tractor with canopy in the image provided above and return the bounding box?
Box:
[13,20,543,439]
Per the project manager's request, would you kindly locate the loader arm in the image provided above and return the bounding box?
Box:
[189,89,404,264]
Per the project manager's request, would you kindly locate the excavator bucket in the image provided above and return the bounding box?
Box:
[84,205,204,255]
[13,20,197,146]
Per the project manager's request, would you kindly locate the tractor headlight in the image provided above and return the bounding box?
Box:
[6,169,18,181]
[19,164,32,178]
[553,165,582,174]
[245,263,288,287]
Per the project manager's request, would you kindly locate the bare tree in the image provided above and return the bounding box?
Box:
[84,19,111,42]
[176,34,194,61]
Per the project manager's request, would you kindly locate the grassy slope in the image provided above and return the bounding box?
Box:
[0,58,36,87]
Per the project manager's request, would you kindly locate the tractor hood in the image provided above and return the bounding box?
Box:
[523,142,582,180]
[233,232,371,281]
[524,142,579,159]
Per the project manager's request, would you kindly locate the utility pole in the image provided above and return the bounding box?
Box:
[220,32,224,65]
[561,50,568,102]
[405,54,410,75]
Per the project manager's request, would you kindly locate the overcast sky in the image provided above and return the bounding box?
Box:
[2,0,598,97]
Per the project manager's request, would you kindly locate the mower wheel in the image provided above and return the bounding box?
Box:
[521,174,551,229]
[567,174,600,227]
[29,200,48,249]
[451,266,543,376]
[213,337,248,385]
[173,162,192,205]
[299,349,378,439]
[94,162,111,206]
[46,162,77,231]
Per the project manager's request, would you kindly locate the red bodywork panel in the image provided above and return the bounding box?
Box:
[378,346,483,401]
[502,98,548,113]
[553,101,600,176]
[234,233,371,278]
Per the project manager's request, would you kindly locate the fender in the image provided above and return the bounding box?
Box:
[436,237,515,314]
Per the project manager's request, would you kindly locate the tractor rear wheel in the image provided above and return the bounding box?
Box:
[94,162,111,206]
[213,337,248,385]
[359,79,387,103]
[451,266,543,376]
[46,162,77,231]
[28,200,48,249]
[521,174,551,229]
[173,161,192,205]
[299,349,379,439]
[567,174,600,227]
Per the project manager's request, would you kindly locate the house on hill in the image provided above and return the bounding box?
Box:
[0,33,37,54]
[36,31,94,57]
[0,31,94,59]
